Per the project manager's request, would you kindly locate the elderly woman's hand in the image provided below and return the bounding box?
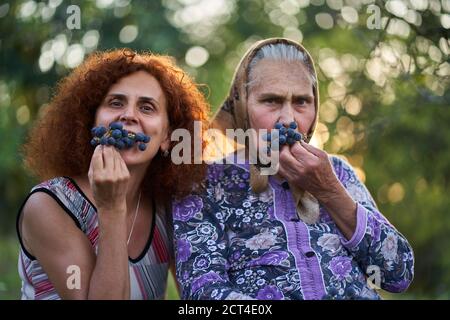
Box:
[278,140,340,203]
[278,140,358,239]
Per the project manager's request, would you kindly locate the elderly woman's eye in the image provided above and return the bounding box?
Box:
[264,98,278,104]
[295,98,309,106]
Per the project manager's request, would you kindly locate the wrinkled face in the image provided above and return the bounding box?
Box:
[95,70,170,167]
[247,59,316,149]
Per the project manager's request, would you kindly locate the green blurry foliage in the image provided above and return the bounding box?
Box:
[0,0,448,299]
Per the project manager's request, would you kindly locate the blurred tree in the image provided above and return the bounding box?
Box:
[0,0,448,298]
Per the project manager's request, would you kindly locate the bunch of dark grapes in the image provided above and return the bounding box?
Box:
[90,122,150,151]
[263,121,304,148]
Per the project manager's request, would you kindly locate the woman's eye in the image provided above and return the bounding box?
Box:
[264,98,278,105]
[109,100,123,107]
[141,104,155,113]
[295,99,309,106]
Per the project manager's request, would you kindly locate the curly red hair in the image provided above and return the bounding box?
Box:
[22,49,210,203]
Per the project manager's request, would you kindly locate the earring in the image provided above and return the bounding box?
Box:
[162,149,169,157]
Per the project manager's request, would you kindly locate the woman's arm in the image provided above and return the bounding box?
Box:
[328,156,414,293]
[21,145,132,299]
[278,142,414,292]
[87,207,129,299]
[86,145,131,299]
[21,192,129,299]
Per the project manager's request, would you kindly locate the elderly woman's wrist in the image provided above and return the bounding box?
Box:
[317,181,349,206]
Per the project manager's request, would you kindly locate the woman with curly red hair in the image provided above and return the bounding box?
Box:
[17,49,209,299]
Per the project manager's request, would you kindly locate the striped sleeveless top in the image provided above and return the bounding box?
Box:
[16,176,173,300]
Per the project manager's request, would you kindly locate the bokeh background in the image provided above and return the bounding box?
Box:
[0,0,449,299]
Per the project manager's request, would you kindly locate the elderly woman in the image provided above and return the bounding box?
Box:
[173,38,414,300]
[17,49,209,299]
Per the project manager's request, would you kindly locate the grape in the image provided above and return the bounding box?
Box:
[123,137,133,147]
[266,122,305,148]
[90,138,99,146]
[135,132,145,142]
[107,137,116,145]
[112,129,122,139]
[110,122,123,130]
[90,122,150,152]
[115,140,125,150]
[97,126,107,136]
[92,126,106,138]
[287,137,295,145]
[287,128,295,137]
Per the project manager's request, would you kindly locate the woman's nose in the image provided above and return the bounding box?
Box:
[119,105,138,124]
[278,102,295,126]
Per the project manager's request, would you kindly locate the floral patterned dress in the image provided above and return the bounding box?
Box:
[172,155,414,300]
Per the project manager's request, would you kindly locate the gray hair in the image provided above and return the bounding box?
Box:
[247,43,317,91]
